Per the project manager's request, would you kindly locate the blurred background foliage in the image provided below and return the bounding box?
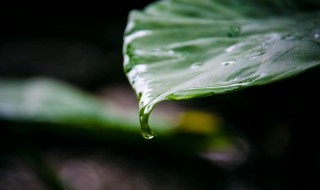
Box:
[0,2,320,190]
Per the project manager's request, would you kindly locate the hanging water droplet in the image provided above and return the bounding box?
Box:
[221,60,235,66]
[139,107,155,139]
[228,26,241,37]
[141,125,154,139]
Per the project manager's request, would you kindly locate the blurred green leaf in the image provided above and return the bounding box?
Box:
[0,78,249,164]
[123,0,320,135]
[0,78,173,135]
[0,78,127,128]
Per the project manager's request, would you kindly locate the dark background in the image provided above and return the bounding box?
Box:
[0,3,155,89]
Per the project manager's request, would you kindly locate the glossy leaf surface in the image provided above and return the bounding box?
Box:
[123,0,320,137]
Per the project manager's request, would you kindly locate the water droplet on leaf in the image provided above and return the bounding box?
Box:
[221,60,235,66]
[311,27,320,42]
[190,62,203,69]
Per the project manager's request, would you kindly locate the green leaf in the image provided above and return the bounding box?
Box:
[123,0,320,138]
[0,78,173,136]
[0,78,241,154]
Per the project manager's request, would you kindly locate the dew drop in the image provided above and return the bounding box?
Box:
[228,26,241,37]
[190,62,203,69]
[225,44,237,52]
[225,46,235,53]
[311,27,320,43]
[221,60,235,66]
[248,56,259,60]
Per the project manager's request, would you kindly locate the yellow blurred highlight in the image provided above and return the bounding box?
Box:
[177,110,221,134]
